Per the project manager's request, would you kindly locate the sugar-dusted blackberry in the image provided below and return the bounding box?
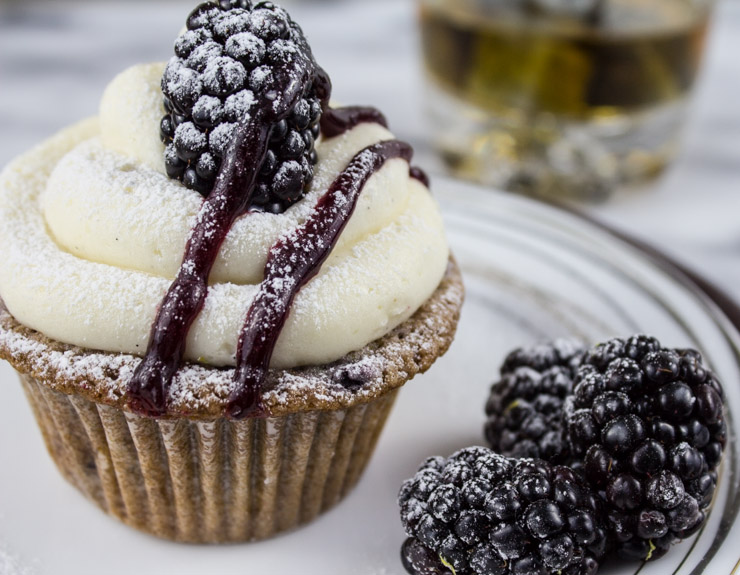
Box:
[501,339,585,374]
[160,1,327,212]
[398,447,607,575]
[485,339,585,462]
[401,537,449,575]
[565,335,727,560]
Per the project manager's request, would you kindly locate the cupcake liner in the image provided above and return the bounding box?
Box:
[19,373,398,543]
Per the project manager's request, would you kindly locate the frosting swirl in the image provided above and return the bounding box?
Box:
[0,63,449,369]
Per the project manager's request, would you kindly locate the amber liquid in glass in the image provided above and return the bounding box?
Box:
[419,0,711,198]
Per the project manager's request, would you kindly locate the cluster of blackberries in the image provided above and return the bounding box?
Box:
[160,0,324,213]
[399,336,727,575]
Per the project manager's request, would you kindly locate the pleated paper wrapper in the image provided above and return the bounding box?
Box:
[20,373,398,543]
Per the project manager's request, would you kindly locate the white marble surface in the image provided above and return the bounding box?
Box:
[1,0,738,299]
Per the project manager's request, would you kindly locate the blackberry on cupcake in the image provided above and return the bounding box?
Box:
[160,0,326,212]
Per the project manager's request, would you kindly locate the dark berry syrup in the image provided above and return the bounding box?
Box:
[128,62,418,418]
[319,106,388,138]
[225,139,413,418]
[128,57,329,417]
[128,110,273,417]
[319,106,429,187]
[409,167,430,188]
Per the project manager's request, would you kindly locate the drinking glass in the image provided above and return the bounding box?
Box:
[418,0,715,200]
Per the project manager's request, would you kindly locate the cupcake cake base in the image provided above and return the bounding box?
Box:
[0,259,463,542]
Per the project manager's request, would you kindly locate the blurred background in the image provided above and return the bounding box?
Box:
[0,0,738,298]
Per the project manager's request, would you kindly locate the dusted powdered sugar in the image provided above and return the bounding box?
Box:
[0,63,450,370]
[209,121,238,156]
[212,8,253,38]
[163,57,203,106]
[192,94,224,125]
[202,56,247,96]
[0,260,463,416]
[187,42,224,72]
[173,121,207,153]
[249,65,272,91]
[225,31,266,65]
[224,89,255,121]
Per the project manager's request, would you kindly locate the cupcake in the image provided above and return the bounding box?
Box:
[0,1,463,543]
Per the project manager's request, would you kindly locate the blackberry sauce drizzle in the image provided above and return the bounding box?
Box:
[128,54,330,417]
[409,167,430,188]
[128,111,273,417]
[226,139,413,418]
[319,106,388,139]
[319,106,429,187]
[128,73,418,417]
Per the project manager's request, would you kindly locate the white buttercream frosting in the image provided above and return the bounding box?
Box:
[0,63,449,369]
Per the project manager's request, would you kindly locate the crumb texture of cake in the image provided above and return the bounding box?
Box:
[0,66,449,370]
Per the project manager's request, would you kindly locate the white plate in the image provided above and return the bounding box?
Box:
[1,180,739,575]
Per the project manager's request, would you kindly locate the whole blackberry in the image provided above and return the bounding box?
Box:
[564,335,727,560]
[485,339,585,462]
[160,0,326,212]
[398,447,607,575]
